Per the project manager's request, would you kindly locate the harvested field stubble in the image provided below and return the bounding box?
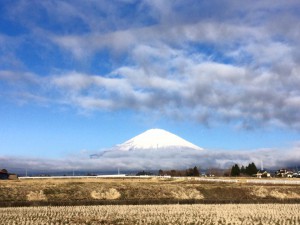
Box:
[1,178,300,206]
[0,204,299,225]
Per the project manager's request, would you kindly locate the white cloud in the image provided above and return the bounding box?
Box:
[1,1,300,129]
[1,146,299,173]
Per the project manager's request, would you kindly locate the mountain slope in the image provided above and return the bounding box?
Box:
[115,129,203,151]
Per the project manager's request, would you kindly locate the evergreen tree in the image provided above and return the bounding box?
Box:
[231,164,240,176]
[240,165,246,174]
[245,162,258,176]
[193,166,200,176]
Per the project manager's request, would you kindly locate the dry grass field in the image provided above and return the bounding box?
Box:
[1,177,300,206]
[1,204,299,224]
[1,178,300,224]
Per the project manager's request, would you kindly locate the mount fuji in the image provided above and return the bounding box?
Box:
[85,129,290,170]
[115,129,203,151]
[89,129,205,169]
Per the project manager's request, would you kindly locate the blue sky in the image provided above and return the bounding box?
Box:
[1,1,300,170]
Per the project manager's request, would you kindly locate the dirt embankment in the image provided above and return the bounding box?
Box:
[1,178,300,207]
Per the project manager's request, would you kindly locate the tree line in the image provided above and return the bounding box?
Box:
[136,163,259,177]
[158,166,200,177]
[230,162,258,176]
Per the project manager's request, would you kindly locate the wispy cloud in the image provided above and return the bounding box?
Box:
[1,1,300,129]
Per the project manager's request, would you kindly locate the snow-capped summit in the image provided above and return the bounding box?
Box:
[116,128,203,151]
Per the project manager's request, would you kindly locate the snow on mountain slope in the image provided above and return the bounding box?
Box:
[115,129,203,151]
